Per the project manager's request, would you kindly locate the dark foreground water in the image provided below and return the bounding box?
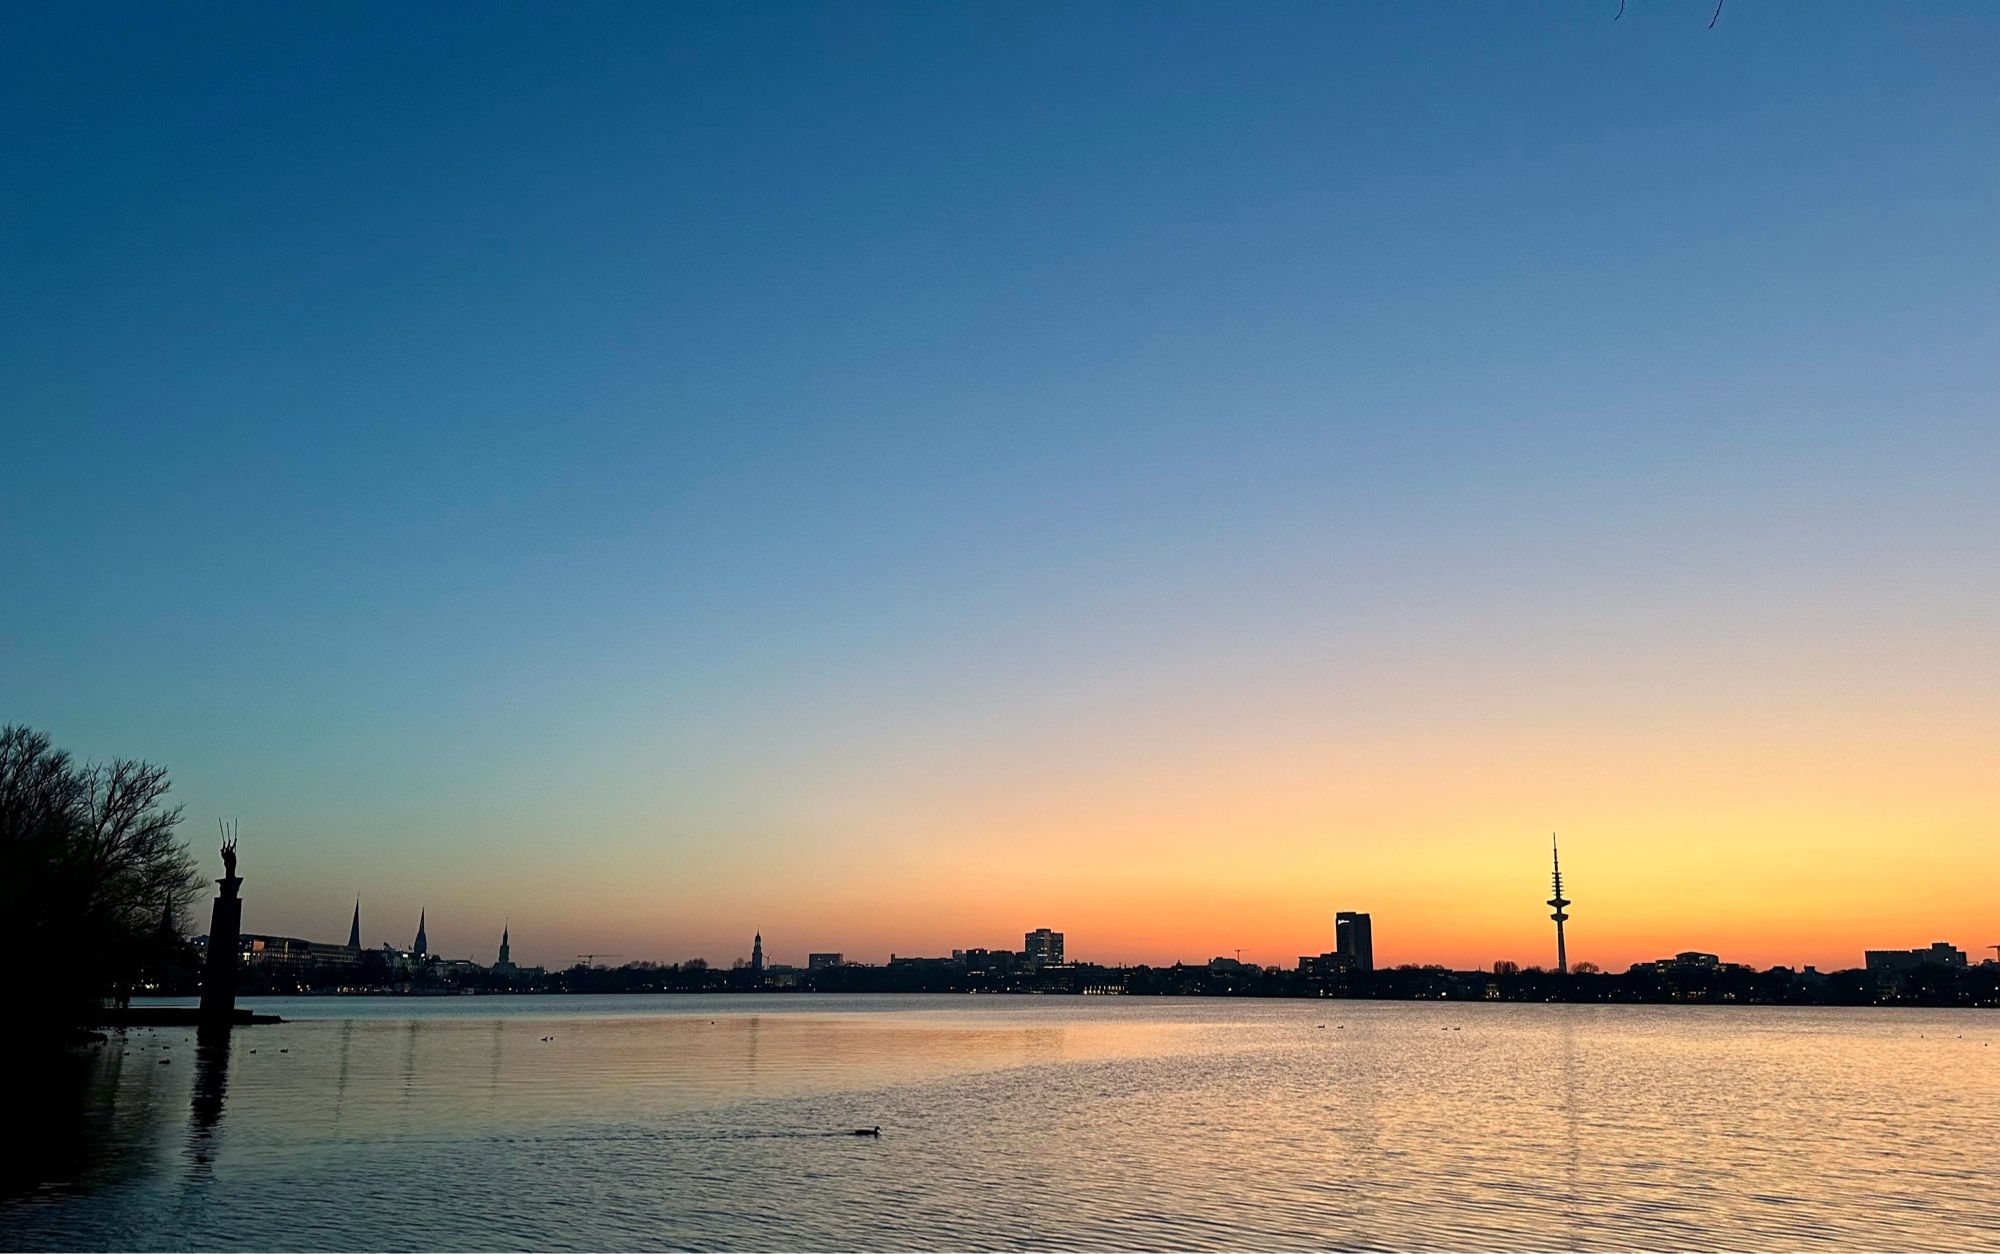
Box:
[4,995,1996,1250]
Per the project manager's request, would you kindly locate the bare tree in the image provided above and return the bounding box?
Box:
[0,725,203,1044]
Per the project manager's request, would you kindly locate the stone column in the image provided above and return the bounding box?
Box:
[199,873,244,1026]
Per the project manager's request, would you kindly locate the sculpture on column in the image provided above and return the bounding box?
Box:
[199,822,245,1027]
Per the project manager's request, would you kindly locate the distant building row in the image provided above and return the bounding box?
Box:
[760,930,1067,984]
[197,900,540,984]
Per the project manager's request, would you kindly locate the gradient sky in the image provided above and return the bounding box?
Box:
[4,3,1995,973]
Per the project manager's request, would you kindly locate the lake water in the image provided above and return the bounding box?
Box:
[5,995,1997,1250]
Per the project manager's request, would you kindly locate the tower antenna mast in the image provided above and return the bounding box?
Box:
[1548,833,1571,976]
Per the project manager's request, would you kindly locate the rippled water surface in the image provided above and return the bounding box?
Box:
[6,995,1997,1250]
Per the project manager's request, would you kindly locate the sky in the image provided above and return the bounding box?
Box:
[3,3,1995,973]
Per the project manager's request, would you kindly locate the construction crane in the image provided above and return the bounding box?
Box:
[1988,944,1999,964]
[575,953,623,968]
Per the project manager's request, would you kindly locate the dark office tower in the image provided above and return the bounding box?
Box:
[1548,835,1570,976]
[348,896,361,950]
[751,932,764,977]
[1335,912,1374,972]
[413,908,429,958]
[1025,928,1064,967]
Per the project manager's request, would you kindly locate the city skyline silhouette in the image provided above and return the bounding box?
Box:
[4,3,1993,982]
[4,6,1996,1250]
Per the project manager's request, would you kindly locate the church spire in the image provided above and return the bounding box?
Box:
[348,896,362,950]
[413,908,428,957]
[498,920,511,967]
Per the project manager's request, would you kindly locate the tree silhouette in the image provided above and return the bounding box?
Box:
[0,725,203,1045]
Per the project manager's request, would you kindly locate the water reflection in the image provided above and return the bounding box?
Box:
[186,1028,231,1173]
[1557,1009,1581,1252]
[3,999,1997,1252]
[3,1033,178,1207]
[1339,1017,1383,1250]
[333,1019,353,1124]
[397,1016,420,1118]
[485,1016,503,1103]
[3,1047,105,1202]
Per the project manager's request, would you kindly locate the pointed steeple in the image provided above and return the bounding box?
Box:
[348,896,362,950]
[413,908,429,957]
[751,931,764,977]
[497,920,511,967]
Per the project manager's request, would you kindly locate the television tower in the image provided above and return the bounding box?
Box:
[1548,834,1571,975]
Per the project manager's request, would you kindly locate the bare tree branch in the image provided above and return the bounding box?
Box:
[2,725,201,1039]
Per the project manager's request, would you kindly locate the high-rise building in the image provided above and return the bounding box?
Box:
[1025,928,1064,967]
[1335,911,1374,972]
[808,952,845,969]
[1547,836,1570,976]
[413,908,429,958]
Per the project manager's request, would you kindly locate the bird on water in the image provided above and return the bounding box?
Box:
[850,1126,881,1137]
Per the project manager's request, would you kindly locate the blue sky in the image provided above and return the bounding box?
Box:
[3,3,1994,967]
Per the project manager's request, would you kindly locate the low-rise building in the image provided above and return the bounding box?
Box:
[886,954,956,971]
[234,933,363,973]
[1653,951,1718,972]
[1865,942,1968,973]
[952,947,1021,974]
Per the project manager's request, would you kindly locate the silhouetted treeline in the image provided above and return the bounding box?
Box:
[0,726,204,1046]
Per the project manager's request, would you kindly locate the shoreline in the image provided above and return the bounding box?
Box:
[123,988,1998,1011]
